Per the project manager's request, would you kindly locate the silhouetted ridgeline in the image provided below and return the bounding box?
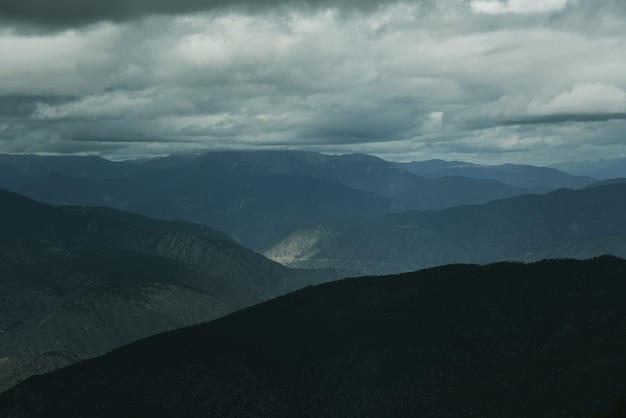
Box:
[1,256,625,417]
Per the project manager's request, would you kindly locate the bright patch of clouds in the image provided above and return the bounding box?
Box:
[0,24,121,94]
[528,83,626,116]
[471,0,568,14]
[160,113,233,132]
[422,112,444,133]
[35,92,153,119]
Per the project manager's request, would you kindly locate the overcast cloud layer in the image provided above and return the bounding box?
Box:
[1,0,625,164]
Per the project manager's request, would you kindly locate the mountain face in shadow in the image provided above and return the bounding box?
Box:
[0,189,337,391]
[1,256,625,418]
[265,183,626,275]
[1,151,548,250]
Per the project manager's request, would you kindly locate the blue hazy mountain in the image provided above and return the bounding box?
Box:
[1,151,550,250]
[266,183,626,274]
[0,154,137,189]
[550,157,626,180]
[397,159,596,189]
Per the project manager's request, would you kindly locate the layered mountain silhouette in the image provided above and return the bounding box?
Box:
[397,159,596,189]
[1,256,625,417]
[1,151,559,250]
[0,154,137,190]
[551,157,626,179]
[0,189,336,391]
[1,150,625,416]
[266,183,626,274]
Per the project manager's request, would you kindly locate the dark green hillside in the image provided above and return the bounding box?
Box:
[2,257,625,417]
[0,189,337,392]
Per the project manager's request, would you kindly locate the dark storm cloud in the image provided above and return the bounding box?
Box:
[0,0,408,29]
[295,99,426,145]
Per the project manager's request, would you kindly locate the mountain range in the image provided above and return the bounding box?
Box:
[0,151,586,250]
[0,188,337,392]
[265,183,626,274]
[2,150,625,406]
[397,159,596,189]
[550,157,626,179]
[1,256,625,417]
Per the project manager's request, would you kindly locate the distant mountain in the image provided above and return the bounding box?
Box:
[1,256,625,417]
[550,157,626,179]
[194,151,544,209]
[0,154,137,189]
[124,157,403,250]
[265,183,626,274]
[1,151,544,250]
[397,159,596,189]
[0,189,337,391]
[585,178,626,188]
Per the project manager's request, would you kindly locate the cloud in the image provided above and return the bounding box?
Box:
[35,92,155,120]
[0,94,76,118]
[527,83,626,117]
[0,24,125,94]
[471,0,568,14]
[0,0,406,30]
[1,1,625,164]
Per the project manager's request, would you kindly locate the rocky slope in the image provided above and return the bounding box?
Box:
[1,256,625,417]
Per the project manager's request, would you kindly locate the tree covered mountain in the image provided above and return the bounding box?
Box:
[1,256,625,417]
[0,189,337,392]
[265,183,626,274]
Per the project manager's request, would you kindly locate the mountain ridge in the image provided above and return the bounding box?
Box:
[1,151,558,250]
[265,183,626,274]
[1,256,625,417]
[397,159,596,189]
[0,188,338,392]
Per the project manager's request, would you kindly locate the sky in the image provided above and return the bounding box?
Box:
[0,0,625,165]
